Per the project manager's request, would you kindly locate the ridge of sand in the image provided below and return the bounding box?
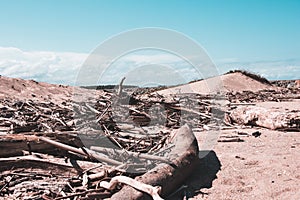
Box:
[157,72,277,95]
[0,76,72,101]
[0,75,104,103]
[0,72,277,102]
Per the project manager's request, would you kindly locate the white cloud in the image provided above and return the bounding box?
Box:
[0,47,203,86]
[0,47,88,85]
[95,50,218,86]
[1,47,298,87]
[123,53,183,64]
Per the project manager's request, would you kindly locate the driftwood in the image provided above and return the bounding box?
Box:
[0,125,199,199]
[0,131,97,158]
[90,146,169,163]
[168,105,211,119]
[230,106,300,130]
[1,87,215,199]
[118,77,126,97]
[0,151,110,174]
[39,136,123,166]
[0,99,74,134]
[226,88,300,103]
[0,155,78,174]
[217,137,244,142]
[111,125,199,199]
[100,176,163,200]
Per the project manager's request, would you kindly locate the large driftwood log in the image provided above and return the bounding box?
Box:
[110,124,199,199]
[0,130,107,157]
[230,106,300,130]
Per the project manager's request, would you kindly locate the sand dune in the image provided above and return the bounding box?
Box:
[157,71,277,95]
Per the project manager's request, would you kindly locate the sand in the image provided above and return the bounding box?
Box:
[188,124,300,199]
[157,72,277,95]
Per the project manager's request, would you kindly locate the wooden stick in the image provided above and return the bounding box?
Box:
[168,105,211,119]
[116,131,158,139]
[39,137,123,166]
[229,103,256,106]
[217,138,244,142]
[96,105,110,123]
[85,103,101,114]
[102,124,123,148]
[129,107,151,119]
[118,77,126,96]
[100,176,163,200]
[90,146,169,163]
[116,137,152,146]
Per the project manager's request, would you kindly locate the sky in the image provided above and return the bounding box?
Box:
[0,0,299,85]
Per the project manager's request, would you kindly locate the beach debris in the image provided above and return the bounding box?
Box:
[229,106,300,131]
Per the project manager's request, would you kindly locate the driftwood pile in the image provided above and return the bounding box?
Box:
[271,80,299,88]
[0,89,213,199]
[73,91,222,153]
[1,80,299,199]
[226,88,300,103]
[0,125,198,200]
[0,99,74,134]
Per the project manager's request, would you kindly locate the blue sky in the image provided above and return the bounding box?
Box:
[0,0,299,85]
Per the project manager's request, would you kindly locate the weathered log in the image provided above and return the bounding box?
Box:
[230,106,300,130]
[0,130,108,157]
[110,124,199,199]
[0,132,79,157]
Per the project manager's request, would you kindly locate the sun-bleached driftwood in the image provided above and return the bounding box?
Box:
[100,175,163,200]
[129,107,152,119]
[39,136,123,165]
[85,103,101,114]
[229,106,300,130]
[90,146,169,163]
[114,137,152,146]
[168,105,212,119]
[0,131,107,157]
[110,124,199,200]
[229,102,256,106]
[116,130,157,138]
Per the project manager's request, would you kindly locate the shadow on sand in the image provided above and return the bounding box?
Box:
[167,150,221,199]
